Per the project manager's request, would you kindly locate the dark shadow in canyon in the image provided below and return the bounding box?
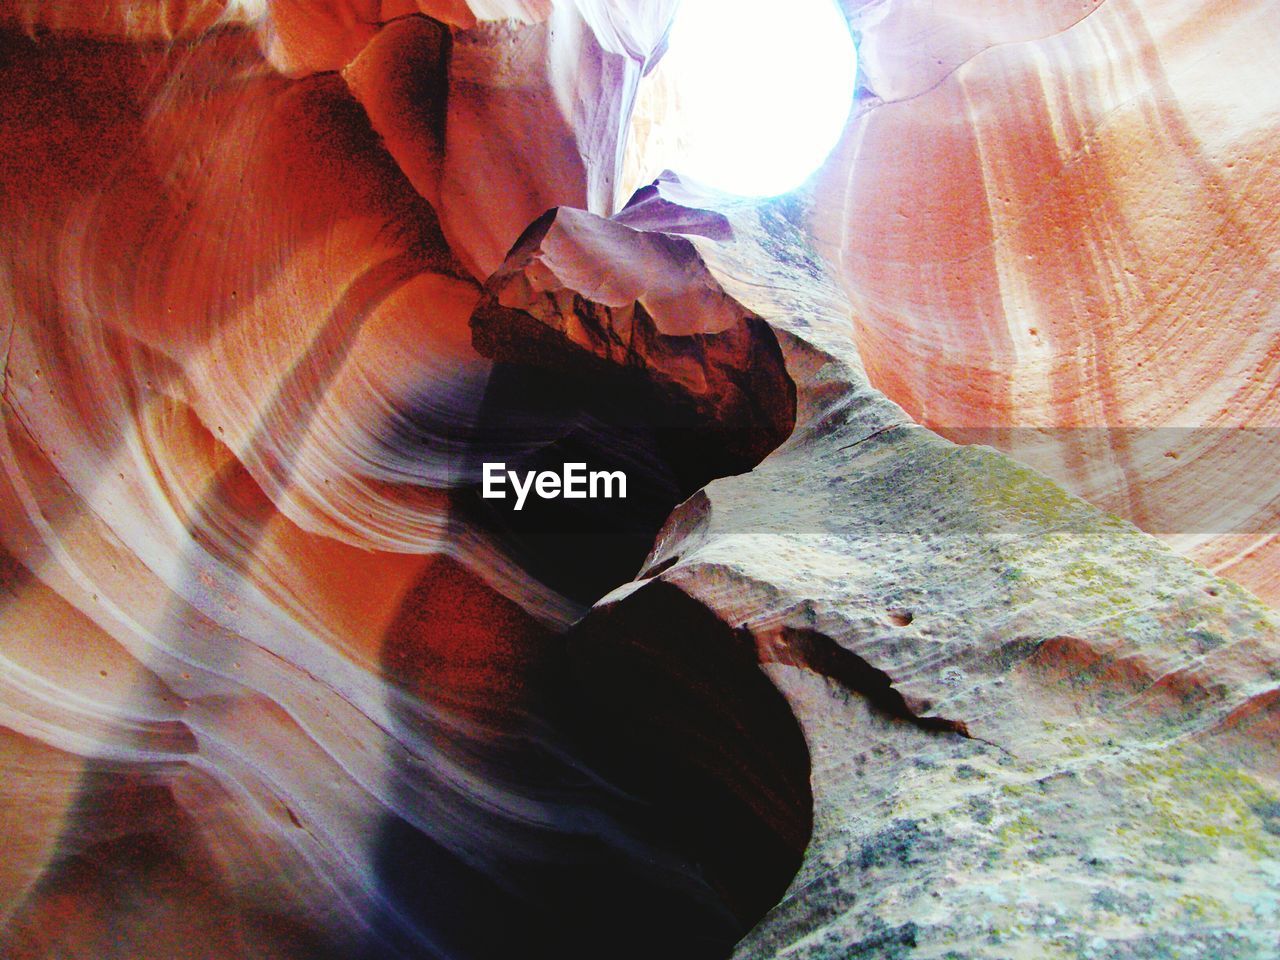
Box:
[3,311,811,960]
[563,580,816,929]
[361,355,810,960]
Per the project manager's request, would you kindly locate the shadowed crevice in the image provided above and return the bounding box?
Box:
[561,581,814,930]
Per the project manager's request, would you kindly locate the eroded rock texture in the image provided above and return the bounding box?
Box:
[1,2,1279,960]
[471,205,795,482]
[568,186,1280,957]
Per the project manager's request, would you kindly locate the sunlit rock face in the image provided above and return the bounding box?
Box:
[2,2,1280,959]
[809,0,1280,605]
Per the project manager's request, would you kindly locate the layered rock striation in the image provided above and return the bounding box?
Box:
[807,0,1280,606]
[2,2,1279,959]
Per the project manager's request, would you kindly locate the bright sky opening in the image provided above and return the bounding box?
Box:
[661,0,858,197]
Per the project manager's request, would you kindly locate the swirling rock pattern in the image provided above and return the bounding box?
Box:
[0,6,741,958]
[809,0,1280,605]
[2,2,1279,959]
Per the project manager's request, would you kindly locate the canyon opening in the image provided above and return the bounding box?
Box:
[648,0,858,196]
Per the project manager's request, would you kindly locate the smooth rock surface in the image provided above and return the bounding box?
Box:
[808,0,1280,605]
[0,8,746,958]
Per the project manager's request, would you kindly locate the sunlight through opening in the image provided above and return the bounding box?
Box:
[656,0,858,197]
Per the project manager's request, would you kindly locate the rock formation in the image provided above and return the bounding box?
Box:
[566,185,1280,957]
[807,0,1280,606]
[1,2,1278,959]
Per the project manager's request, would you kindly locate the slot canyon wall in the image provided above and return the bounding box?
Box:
[1,1,1278,959]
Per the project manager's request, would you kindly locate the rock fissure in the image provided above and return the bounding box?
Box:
[759,626,976,741]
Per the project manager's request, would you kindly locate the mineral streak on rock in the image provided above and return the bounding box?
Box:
[805,0,1280,605]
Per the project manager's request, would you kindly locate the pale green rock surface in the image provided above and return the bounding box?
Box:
[591,187,1280,958]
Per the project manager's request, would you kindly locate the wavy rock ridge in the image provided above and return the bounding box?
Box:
[809,0,1280,606]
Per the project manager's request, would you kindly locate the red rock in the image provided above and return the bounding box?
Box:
[805,0,1280,605]
[2,3,1279,958]
[471,205,795,476]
